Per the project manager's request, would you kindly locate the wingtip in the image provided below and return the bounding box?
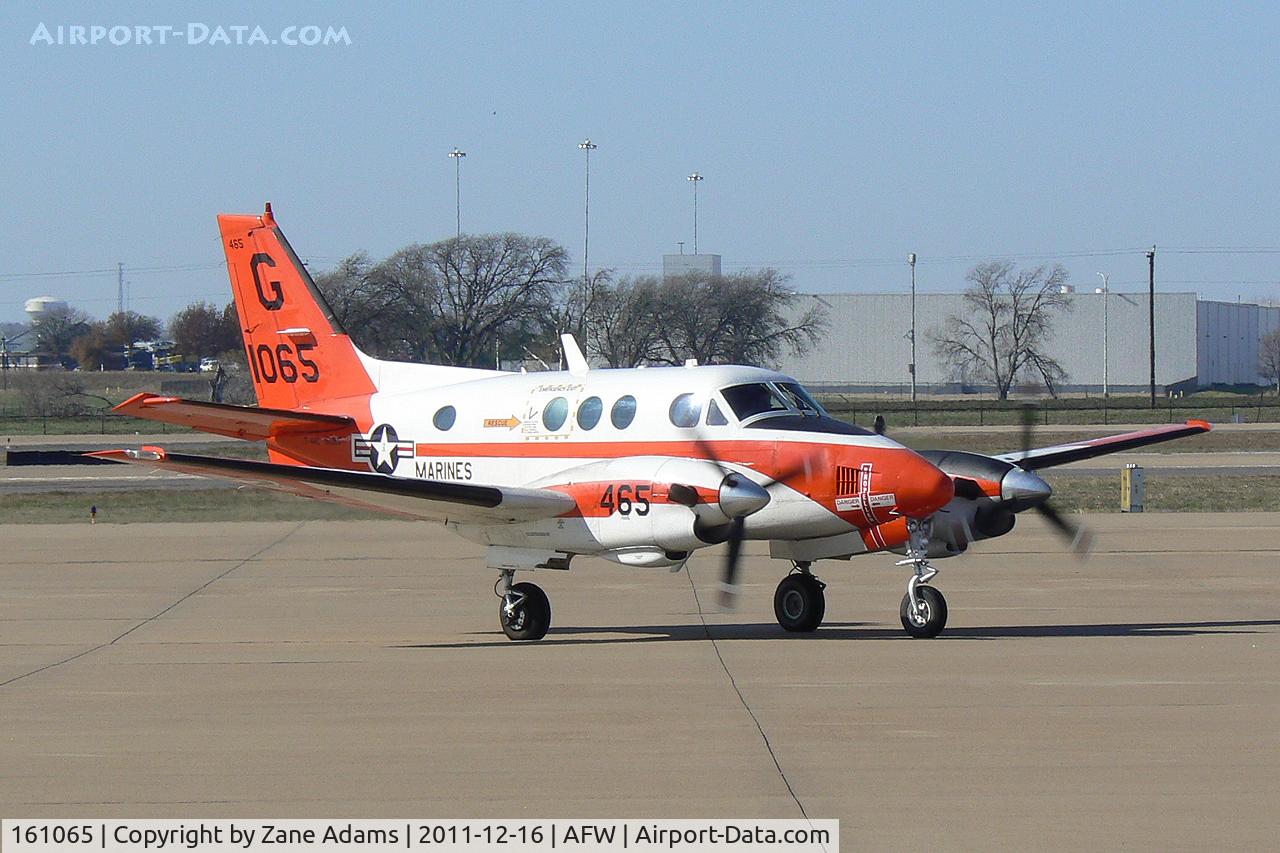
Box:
[85,447,167,462]
[84,449,128,461]
[1186,418,1212,432]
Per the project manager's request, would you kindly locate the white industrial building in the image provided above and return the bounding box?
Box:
[777,291,1280,393]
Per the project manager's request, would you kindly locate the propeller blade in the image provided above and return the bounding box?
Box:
[1020,403,1037,455]
[718,516,747,609]
[873,414,886,435]
[693,434,818,494]
[1035,501,1092,555]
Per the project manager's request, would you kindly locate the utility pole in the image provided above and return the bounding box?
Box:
[908,253,917,403]
[1147,246,1156,408]
[1096,272,1110,399]
[578,139,597,290]
[687,172,703,253]
[448,148,466,238]
[117,262,124,315]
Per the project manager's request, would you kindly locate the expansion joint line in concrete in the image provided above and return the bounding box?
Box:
[685,567,821,836]
[0,521,307,691]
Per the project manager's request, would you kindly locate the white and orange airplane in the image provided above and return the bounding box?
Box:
[98,205,1211,640]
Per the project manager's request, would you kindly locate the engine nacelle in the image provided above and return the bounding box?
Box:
[530,456,766,555]
[906,449,1026,556]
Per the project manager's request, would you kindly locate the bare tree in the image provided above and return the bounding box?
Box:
[321,234,569,368]
[1261,327,1280,394]
[581,275,663,368]
[930,261,1072,399]
[418,234,568,367]
[13,371,110,416]
[649,269,827,367]
[313,252,422,359]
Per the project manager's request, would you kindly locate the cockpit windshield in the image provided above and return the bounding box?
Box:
[776,382,825,415]
[720,381,826,421]
[720,383,791,420]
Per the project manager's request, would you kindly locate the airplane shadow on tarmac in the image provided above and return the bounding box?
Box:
[396,619,1280,650]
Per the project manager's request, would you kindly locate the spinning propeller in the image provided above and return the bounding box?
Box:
[668,438,822,608]
[1018,404,1091,555]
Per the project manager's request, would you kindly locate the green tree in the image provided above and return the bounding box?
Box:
[104,311,162,348]
[169,302,241,360]
[31,306,90,359]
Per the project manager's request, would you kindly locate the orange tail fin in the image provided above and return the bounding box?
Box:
[217,204,376,409]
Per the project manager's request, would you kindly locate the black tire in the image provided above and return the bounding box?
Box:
[499,582,551,641]
[899,585,947,638]
[774,574,826,633]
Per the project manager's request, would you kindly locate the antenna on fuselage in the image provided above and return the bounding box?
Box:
[561,334,589,376]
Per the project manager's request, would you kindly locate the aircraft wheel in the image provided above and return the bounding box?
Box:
[900,585,947,638]
[499,582,551,641]
[774,573,826,632]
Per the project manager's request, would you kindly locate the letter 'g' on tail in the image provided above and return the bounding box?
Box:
[217,204,375,410]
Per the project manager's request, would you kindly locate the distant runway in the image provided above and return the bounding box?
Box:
[1,514,1277,848]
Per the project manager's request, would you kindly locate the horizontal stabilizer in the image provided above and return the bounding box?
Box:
[113,392,355,441]
[88,448,576,524]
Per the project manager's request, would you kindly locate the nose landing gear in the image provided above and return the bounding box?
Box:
[496,570,551,641]
[897,517,948,638]
[774,562,826,632]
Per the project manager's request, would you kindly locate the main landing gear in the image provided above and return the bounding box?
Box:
[496,571,551,641]
[898,517,948,638]
[774,562,826,632]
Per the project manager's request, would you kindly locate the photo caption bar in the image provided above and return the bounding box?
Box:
[2,821,837,853]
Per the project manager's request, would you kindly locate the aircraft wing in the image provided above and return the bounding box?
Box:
[996,420,1211,470]
[89,448,576,524]
[113,392,355,441]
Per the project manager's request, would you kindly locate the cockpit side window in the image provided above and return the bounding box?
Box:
[706,398,729,426]
[721,383,791,420]
[776,382,826,415]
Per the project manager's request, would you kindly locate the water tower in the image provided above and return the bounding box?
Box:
[24,296,69,321]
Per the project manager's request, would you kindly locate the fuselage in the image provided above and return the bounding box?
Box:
[267,361,954,565]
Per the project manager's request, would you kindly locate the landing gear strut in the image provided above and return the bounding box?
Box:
[897,517,948,638]
[774,562,826,633]
[495,570,551,641]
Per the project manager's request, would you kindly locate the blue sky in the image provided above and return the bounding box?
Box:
[2,1,1278,323]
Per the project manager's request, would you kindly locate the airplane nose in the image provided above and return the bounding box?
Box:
[895,456,955,518]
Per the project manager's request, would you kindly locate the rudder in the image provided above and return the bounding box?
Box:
[217,204,376,409]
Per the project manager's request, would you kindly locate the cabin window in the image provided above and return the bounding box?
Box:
[543,397,569,431]
[706,398,729,426]
[668,393,702,428]
[721,383,791,420]
[433,405,456,430]
[577,396,603,430]
[611,395,637,429]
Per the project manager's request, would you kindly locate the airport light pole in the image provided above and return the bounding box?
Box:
[687,172,703,253]
[1096,272,1110,399]
[908,253,917,403]
[579,139,597,289]
[448,148,466,238]
[1147,246,1156,408]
